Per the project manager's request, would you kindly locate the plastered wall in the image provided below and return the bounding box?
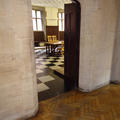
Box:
[78,0,118,91]
[45,7,58,26]
[0,0,38,119]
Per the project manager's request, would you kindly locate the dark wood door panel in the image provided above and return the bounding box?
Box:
[34,31,45,46]
[64,2,80,90]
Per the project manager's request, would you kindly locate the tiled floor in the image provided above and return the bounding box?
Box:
[35,48,65,101]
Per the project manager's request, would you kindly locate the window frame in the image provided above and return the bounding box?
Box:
[32,9,43,31]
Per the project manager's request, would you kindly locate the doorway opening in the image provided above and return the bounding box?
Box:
[32,0,81,101]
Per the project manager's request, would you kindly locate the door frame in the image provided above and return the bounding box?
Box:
[64,0,81,91]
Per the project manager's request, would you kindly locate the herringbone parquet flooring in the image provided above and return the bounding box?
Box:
[29,84,120,120]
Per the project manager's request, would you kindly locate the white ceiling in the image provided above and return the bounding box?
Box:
[31,0,72,9]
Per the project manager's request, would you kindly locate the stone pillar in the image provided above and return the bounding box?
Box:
[111,0,120,84]
[78,0,118,91]
[0,0,38,119]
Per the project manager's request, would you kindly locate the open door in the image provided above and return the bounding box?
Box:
[64,1,81,90]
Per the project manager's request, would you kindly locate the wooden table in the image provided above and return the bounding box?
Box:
[45,41,63,55]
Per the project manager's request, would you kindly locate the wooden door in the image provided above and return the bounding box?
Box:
[64,1,81,90]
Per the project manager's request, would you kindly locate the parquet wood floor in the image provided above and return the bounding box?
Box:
[29,84,120,120]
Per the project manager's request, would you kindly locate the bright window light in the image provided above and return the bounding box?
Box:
[37,19,42,31]
[32,19,37,31]
[58,12,64,31]
[32,10,43,31]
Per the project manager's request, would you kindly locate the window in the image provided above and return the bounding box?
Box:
[58,12,64,31]
[32,10,43,31]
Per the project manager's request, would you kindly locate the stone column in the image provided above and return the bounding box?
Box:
[78,0,118,91]
[111,0,120,84]
[0,0,38,119]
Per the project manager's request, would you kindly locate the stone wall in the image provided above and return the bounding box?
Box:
[111,0,120,83]
[78,0,118,91]
[0,0,38,119]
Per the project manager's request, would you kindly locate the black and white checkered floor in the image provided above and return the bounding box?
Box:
[35,49,65,101]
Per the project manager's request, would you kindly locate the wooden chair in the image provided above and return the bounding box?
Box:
[52,35,57,42]
[46,36,53,54]
[47,36,52,42]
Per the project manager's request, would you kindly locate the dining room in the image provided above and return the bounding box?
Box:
[32,0,68,101]
[32,0,80,101]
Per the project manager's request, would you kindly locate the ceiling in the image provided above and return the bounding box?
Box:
[31,0,72,9]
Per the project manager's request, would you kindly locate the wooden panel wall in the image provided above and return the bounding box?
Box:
[59,31,64,40]
[34,31,45,46]
[46,26,59,41]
